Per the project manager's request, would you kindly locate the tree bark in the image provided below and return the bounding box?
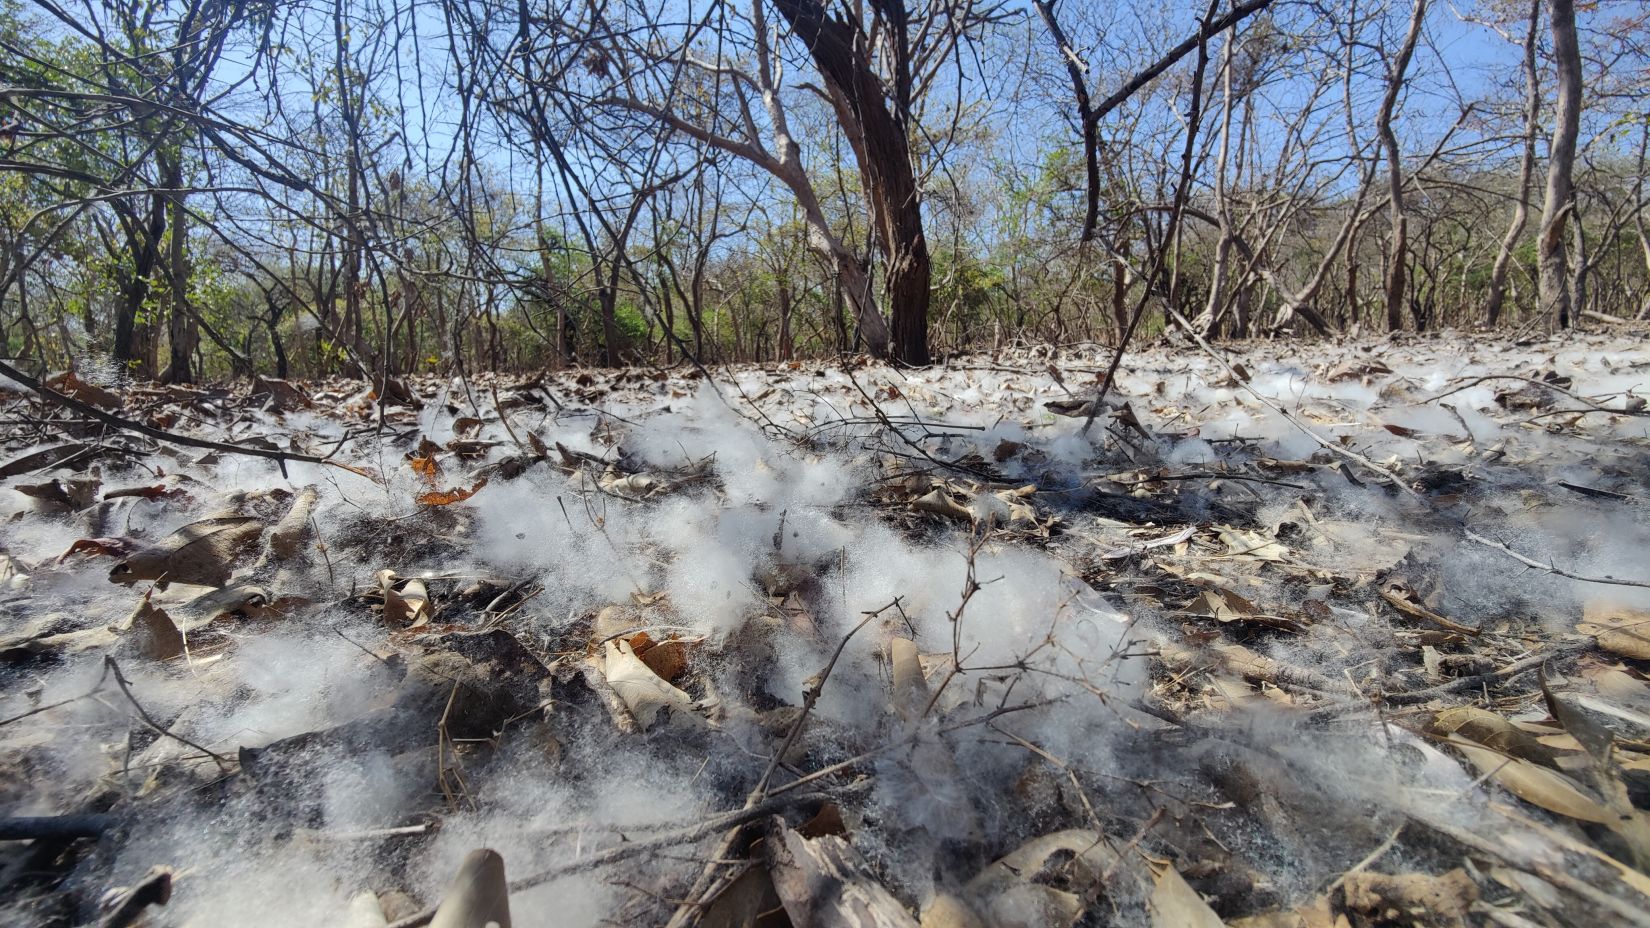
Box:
[1538,0,1582,329]
[164,160,194,384]
[1378,0,1427,332]
[772,0,930,364]
[1486,0,1541,326]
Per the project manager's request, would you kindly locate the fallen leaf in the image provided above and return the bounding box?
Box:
[1149,860,1226,928]
[912,488,971,521]
[1581,601,1650,660]
[602,472,663,500]
[417,479,487,507]
[46,370,121,410]
[120,595,184,661]
[964,830,1118,928]
[601,637,698,729]
[1217,527,1287,562]
[379,571,432,628]
[263,486,319,563]
[429,848,511,928]
[1447,734,1613,823]
[1339,869,1476,926]
[109,517,265,588]
[61,536,140,562]
[1429,707,1558,766]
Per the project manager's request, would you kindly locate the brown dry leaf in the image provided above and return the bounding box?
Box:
[1447,734,1613,823]
[635,637,695,683]
[1217,526,1287,562]
[109,516,264,588]
[429,848,511,928]
[912,488,971,521]
[1148,860,1227,928]
[121,594,184,661]
[60,536,140,562]
[1429,707,1559,766]
[46,370,122,410]
[417,478,487,507]
[1581,601,1650,660]
[1195,588,1259,623]
[250,375,312,411]
[409,454,442,486]
[963,830,1118,928]
[379,571,431,628]
[1339,870,1475,926]
[600,637,698,729]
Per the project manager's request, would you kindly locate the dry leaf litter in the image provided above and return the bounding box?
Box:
[1,332,1650,927]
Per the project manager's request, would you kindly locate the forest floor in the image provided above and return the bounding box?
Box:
[3,330,1650,927]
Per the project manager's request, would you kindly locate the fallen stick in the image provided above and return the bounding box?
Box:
[0,813,116,841]
[1464,530,1650,590]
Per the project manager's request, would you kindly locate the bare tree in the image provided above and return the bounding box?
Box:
[1485,0,1542,326]
[1377,0,1427,331]
[1538,0,1583,328]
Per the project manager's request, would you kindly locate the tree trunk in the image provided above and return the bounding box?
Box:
[113,196,167,376]
[165,160,194,384]
[772,0,930,365]
[1486,0,1541,326]
[1378,0,1427,332]
[1538,0,1582,329]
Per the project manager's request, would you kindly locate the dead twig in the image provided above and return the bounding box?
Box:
[105,657,231,772]
[1464,530,1650,589]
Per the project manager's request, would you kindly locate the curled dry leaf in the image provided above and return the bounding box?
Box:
[378,570,431,628]
[962,830,1118,928]
[601,471,664,500]
[263,486,319,563]
[429,848,511,928]
[61,536,140,563]
[889,637,931,724]
[912,488,971,521]
[628,632,697,683]
[417,478,487,507]
[600,637,697,729]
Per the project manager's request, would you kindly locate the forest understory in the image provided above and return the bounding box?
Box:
[3,330,1650,928]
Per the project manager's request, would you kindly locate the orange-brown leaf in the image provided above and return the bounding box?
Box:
[416,478,488,507]
[409,454,442,485]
